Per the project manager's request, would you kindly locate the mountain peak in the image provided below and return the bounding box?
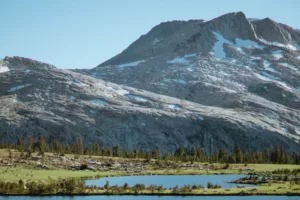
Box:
[219,11,246,18]
[252,17,300,48]
[207,11,256,41]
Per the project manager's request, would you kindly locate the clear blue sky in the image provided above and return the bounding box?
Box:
[0,0,299,69]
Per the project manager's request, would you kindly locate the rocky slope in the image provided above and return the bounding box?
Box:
[1,56,299,153]
[74,12,300,152]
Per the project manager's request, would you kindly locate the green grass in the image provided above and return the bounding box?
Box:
[0,166,130,182]
[227,163,300,172]
[1,163,299,182]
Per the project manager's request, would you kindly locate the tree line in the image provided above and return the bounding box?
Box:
[0,136,300,164]
[0,177,219,195]
[0,178,85,194]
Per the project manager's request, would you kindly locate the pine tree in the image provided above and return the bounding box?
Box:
[151,150,161,160]
[218,149,229,163]
[263,149,269,163]
[37,136,48,153]
[27,136,34,152]
[271,146,280,164]
[16,137,24,151]
[294,152,300,164]
[92,142,100,155]
[195,146,206,162]
[52,139,61,153]
[233,145,243,163]
[174,146,184,160]
[112,145,119,157]
[73,137,84,155]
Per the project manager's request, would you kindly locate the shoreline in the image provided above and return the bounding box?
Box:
[1,192,300,196]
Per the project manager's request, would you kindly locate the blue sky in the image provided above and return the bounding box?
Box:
[0,0,299,69]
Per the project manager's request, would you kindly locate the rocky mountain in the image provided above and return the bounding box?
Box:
[75,12,300,152]
[0,56,299,153]
[1,12,300,153]
[84,12,300,109]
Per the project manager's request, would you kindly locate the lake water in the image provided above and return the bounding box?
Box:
[85,174,255,188]
[1,196,299,200]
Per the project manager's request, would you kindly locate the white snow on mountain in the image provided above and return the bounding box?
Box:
[272,50,283,60]
[235,38,264,50]
[167,54,196,64]
[167,57,189,64]
[212,31,264,59]
[152,38,162,45]
[212,32,232,59]
[168,104,182,111]
[263,60,279,73]
[89,99,108,105]
[128,95,148,102]
[8,84,32,93]
[118,60,145,69]
[0,65,9,73]
[164,78,187,84]
[259,38,300,51]
[70,81,89,87]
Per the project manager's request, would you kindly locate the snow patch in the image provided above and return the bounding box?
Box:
[164,79,187,85]
[282,128,289,133]
[212,31,264,59]
[69,96,76,100]
[0,65,9,73]
[187,63,196,72]
[212,32,231,59]
[152,38,161,45]
[255,73,293,91]
[263,60,279,73]
[115,88,130,96]
[184,53,197,58]
[251,56,261,60]
[89,99,108,105]
[70,81,89,87]
[118,60,145,69]
[235,38,264,50]
[206,75,221,82]
[8,84,31,93]
[168,104,182,111]
[167,54,196,64]
[296,56,300,60]
[259,38,299,51]
[276,82,294,91]
[272,50,283,60]
[167,57,189,64]
[199,116,204,121]
[127,95,148,102]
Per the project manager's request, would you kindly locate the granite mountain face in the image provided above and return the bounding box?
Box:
[85,12,300,110]
[1,12,300,153]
